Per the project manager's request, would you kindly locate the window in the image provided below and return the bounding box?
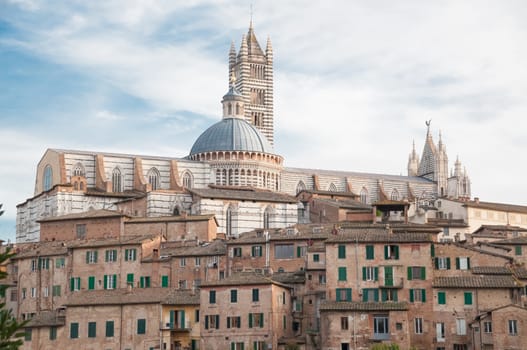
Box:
[43,165,53,191]
[338,267,347,281]
[86,251,98,264]
[125,249,137,261]
[509,320,518,335]
[249,313,264,328]
[49,326,57,340]
[362,289,379,302]
[483,321,492,333]
[409,289,426,303]
[453,345,467,350]
[70,322,79,339]
[436,322,445,342]
[180,257,187,266]
[88,276,95,290]
[137,319,146,334]
[434,257,451,270]
[22,288,26,299]
[205,315,220,329]
[232,248,242,257]
[178,280,187,289]
[76,224,86,239]
[407,266,426,280]
[414,318,423,334]
[161,275,169,288]
[296,181,306,194]
[297,246,307,258]
[55,257,65,268]
[147,167,160,190]
[193,279,201,289]
[231,289,238,303]
[43,286,49,297]
[384,245,399,260]
[253,341,266,350]
[72,163,85,177]
[31,259,37,271]
[338,245,346,259]
[182,171,193,189]
[88,321,97,338]
[252,288,259,302]
[104,275,117,289]
[106,321,114,337]
[105,250,117,262]
[362,266,378,281]
[195,310,200,323]
[373,315,389,340]
[390,189,399,200]
[313,254,320,262]
[227,316,241,328]
[38,257,50,270]
[195,257,201,266]
[30,287,36,298]
[341,316,349,330]
[138,276,150,288]
[366,245,374,260]
[381,289,398,302]
[456,257,470,270]
[464,292,473,305]
[24,328,32,341]
[336,288,352,302]
[275,244,294,259]
[455,318,466,335]
[360,188,368,204]
[437,291,446,305]
[515,246,522,256]
[127,273,134,287]
[10,290,17,302]
[319,273,326,285]
[231,342,244,350]
[112,167,122,192]
[209,290,216,304]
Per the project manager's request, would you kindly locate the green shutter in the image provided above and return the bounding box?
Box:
[106,321,114,337]
[467,257,471,269]
[338,267,347,281]
[125,249,129,261]
[338,245,346,259]
[94,251,98,262]
[127,273,134,286]
[362,267,366,281]
[70,277,75,292]
[381,289,387,302]
[181,311,185,328]
[447,258,451,270]
[346,289,352,302]
[137,319,146,334]
[104,275,108,289]
[394,246,399,259]
[409,289,414,302]
[88,276,95,290]
[366,245,374,259]
[140,277,144,288]
[456,257,460,269]
[88,322,96,338]
[362,291,368,302]
[374,267,379,281]
[434,258,439,269]
[70,323,78,339]
[249,313,253,328]
[430,243,435,257]
[464,292,473,305]
[384,245,389,259]
[422,289,426,302]
[297,246,301,257]
[169,310,175,328]
[162,275,169,288]
[516,246,522,255]
[421,267,426,280]
[231,343,235,350]
[227,317,231,329]
[86,252,90,263]
[438,291,446,305]
[113,274,117,288]
[205,316,209,329]
[105,250,109,262]
[260,313,264,328]
[336,289,341,302]
[393,290,398,301]
[407,266,412,280]
[216,315,219,329]
[374,289,379,302]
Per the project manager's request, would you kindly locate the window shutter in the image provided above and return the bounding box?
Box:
[422,289,426,302]
[205,316,209,329]
[407,266,412,280]
[86,252,90,263]
[431,243,435,257]
[467,257,471,269]
[215,315,219,329]
[140,277,144,288]
[421,267,426,280]
[447,258,451,270]
[456,257,460,269]
[88,276,95,290]
[105,250,109,262]
[169,310,175,327]
[381,289,387,302]
[374,267,379,281]
[231,343,235,350]
[384,245,389,259]
[113,274,117,289]
[362,267,366,281]
[346,289,352,302]
[70,277,75,292]
[181,311,185,328]
[260,313,264,328]
[94,251,98,262]
[125,249,129,261]
[227,317,231,329]
[438,291,446,305]
[104,275,108,289]
[374,289,379,302]
[394,290,398,302]
[162,275,169,288]
[336,289,341,302]
[434,258,439,269]
[394,246,399,259]
[409,289,414,302]
[249,313,253,328]
[297,246,301,258]
[362,292,368,302]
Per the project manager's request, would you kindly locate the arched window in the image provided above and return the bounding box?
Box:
[147,167,160,190]
[43,165,53,191]
[73,182,79,191]
[112,168,123,193]
[329,183,337,192]
[228,103,232,115]
[263,207,272,230]
[226,206,233,236]
[296,181,306,195]
[182,171,193,189]
[390,189,399,201]
[236,103,240,115]
[360,187,369,204]
[79,182,84,191]
[72,163,85,177]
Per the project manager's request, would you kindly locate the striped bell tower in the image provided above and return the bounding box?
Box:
[229,22,274,146]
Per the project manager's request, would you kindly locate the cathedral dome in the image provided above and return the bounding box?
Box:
[189,117,274,156]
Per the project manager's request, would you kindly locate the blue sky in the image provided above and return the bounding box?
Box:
[1,0,527,242]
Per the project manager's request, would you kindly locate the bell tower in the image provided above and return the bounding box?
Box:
[229,22,274,145]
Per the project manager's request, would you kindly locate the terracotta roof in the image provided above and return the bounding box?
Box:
[226,228,329,245]
[511,267,527,279]
[492,237,527,245]
[297,190,359,198]
[320,301,409,312]
[313,197,371,210]
[12,241,69,259]
[432,276,521,288]
[162,289,200,305]
[200,272,290,288]
[474,242,512,252]
[189,187,297,203]
[26,311,66,328]
[325,231,432,244]
[473,225,527,234]
[471,266,512,275]
[127,214,216,224]
[271,271,306,284]
[463,200,527,214]
[84,189,145,199]
[37,209,128,222]
[65,287,171,306]
[161,240,226,257]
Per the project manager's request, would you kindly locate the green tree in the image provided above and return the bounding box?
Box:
[0,204,28,349]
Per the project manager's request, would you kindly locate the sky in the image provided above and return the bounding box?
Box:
[1,0,526,242]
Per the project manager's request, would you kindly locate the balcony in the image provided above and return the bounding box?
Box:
[160,321,191,332]
[379,277,404,289]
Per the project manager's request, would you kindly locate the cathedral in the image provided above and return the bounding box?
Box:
[16,24,471,243]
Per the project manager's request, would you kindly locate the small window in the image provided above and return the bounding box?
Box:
[515,246,522,256]
[275,244,294,259]
[209,290,216,304]
[365,245,374,260]
[338,267,347,281]
[86,251,98,264]
[252,288,259,302]
[341,317,349,330]
[112,167,123,193]
[43,165,53,191]
[384,245,399,260]
[509,320,518,335]
[456,319,466,335]
[49,326,57,340]
[180,258,186,267]
[76,224,86,239]
[137,319,146,335]
[125,249,137,261]
[338,245,346,259]
[233,248,242,257]
[336,288,352,302]
[373,315,389,340]
[88,321,97,338]
[483,321,492,333]
[70,323,79,339]
[313,254,320,262]
[407,266,426,280]
[106,321,114,337]
[464,292,473,305]
[409,289,426,303]
[249,313,264,328]
[147,167,160,190]
[105,250,117,262]
[415,317,423,334]
[437,291,446,305]
[230,289,238,303]
[24,328,32,341]
[456,257,470,270]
